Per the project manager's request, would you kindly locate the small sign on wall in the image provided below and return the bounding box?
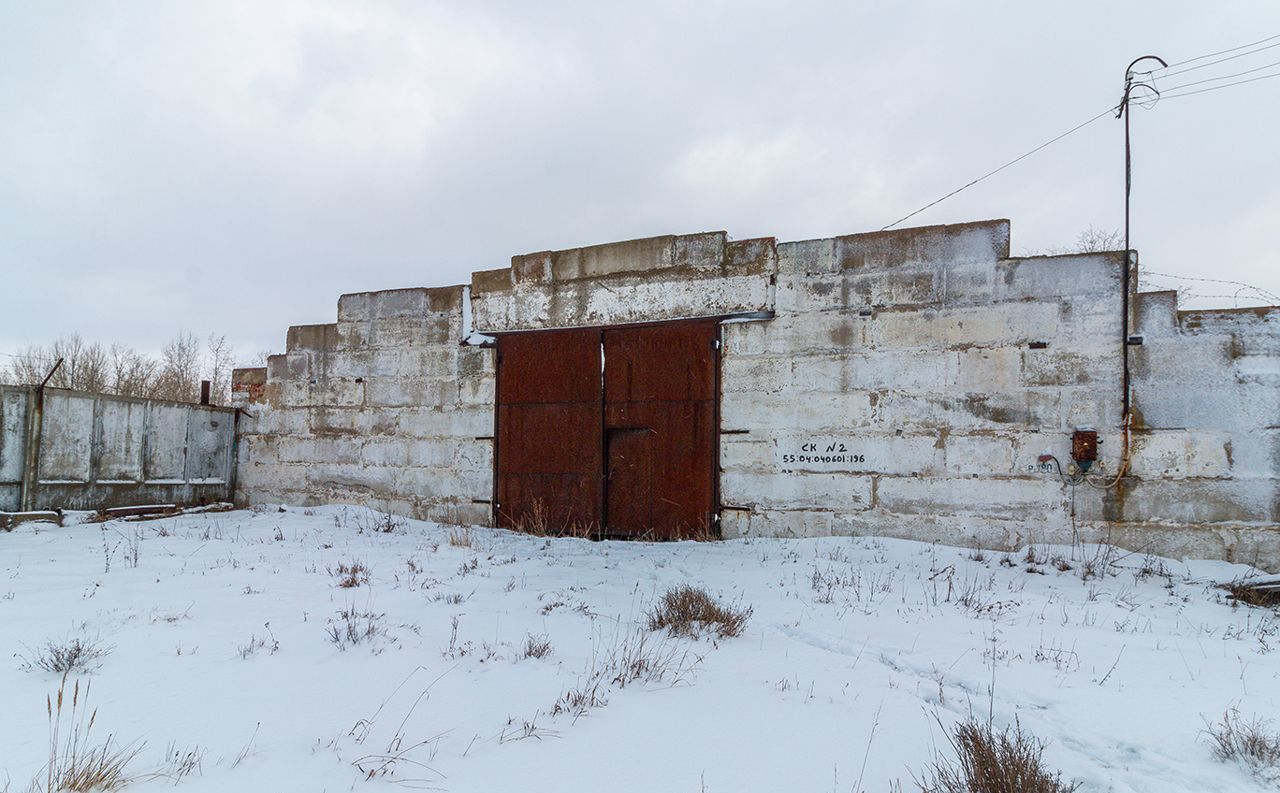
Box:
[775,437,867,472]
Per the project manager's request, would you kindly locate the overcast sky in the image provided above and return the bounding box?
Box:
[2,2,1278,363]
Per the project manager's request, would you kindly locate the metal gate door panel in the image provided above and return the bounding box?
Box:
[495,328,602,532]
[603,322,716,402]
[605,428,653,535]
[495,320,718,540]
[603,321,717,538]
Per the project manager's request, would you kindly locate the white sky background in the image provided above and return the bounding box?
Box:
[2,1,1278,362]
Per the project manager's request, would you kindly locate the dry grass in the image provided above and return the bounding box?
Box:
[237,624,279,660]
[326,607,387,650]
[355,510,406,535]
[30,674,144,793]
[552,626,699,719]
[646,585,752,639]
[1205,708,1280,777]
[645,519,717,542]
[158,742,204,783]
[21,637,112,675]
[329,560,371,589]
[1222,579,1280,609]
[447,527,473,548]
[522,634,552,659]
[915,717,1078,793]
[507,500,595,539]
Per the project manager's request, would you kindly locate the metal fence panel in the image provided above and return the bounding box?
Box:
[0,384,237,514]
[0,388,27,511]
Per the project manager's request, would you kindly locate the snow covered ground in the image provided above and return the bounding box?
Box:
[2,505,1277,792]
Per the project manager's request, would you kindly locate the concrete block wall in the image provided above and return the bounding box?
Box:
[471,231,775,331]
[1120,293,1280,564]
[718,220,1134,553]
[232,286,494,525]
[232,220,1279,568]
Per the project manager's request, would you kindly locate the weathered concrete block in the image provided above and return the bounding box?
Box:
[365,377,457,408]
[831,220,1010,273]
[942,433,1016,475]
[286,323,339,352]
[1134,290,1179,338]
[722,471,873,510]
[507,232,731,285]
[876,389,1065,431]
[725,237,778,274]
[1020,349,1104,387]
[457,347,495,377]
[306,463,398,495]
[784,352,947,393]
[722,390,879,431]
[775,267,939,313]
[876,475,1058,518]
[471,267,513,295]
[768,431,944,475]
[723,508,836,539]
[673,232,727,271]
[719,436,772,471]
[457,376,495,406]
[725,314,870,357]
[1099,478,1276,525]
[776,237,837,279]
[993,252,1123,302]
[934,302,1061,349]
[720,357,791,394]
[360,438,411,468]
[950,347,1024,390]
[938,260,996,305]
[1128,430,1233,480]
[304,407,395,437]
[397,406,493,439]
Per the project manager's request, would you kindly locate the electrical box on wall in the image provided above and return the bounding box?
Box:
[1071,428,1099,472]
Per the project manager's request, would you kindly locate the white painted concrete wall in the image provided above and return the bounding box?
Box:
[233,286,493,525]
[232,220,1280,569]
[0,385,235,512]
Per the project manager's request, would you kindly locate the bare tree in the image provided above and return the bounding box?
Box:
[109,343,159,398]
[205,333,235,405]
[3,333,109,391]
[240,349,273,368]
[1072,226,1123,253]
[4,330,250,404]
[153,331,204,403]
[1026,226,1125,257]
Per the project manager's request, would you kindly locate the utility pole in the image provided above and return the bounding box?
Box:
[1117,54,1166,419]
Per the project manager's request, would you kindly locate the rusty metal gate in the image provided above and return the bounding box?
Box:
[494,319,718,539]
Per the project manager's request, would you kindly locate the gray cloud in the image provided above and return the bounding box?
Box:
[2,1,1277,361]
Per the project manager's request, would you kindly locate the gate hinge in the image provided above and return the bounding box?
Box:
[712,338,722,350]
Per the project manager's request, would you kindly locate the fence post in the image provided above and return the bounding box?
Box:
[19,386,43,512]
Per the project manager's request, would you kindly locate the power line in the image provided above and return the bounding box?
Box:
[1154,58,1280,93]
[884,45,1280,230]
[1148,33,1280,71]
[1158,70,1280,100]
[1145,37,1280,79]
[880,106,1115,231]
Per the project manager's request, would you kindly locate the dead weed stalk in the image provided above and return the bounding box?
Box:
[914,716,1078,793]
[31,674,144,793]
[646,584,752,639]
